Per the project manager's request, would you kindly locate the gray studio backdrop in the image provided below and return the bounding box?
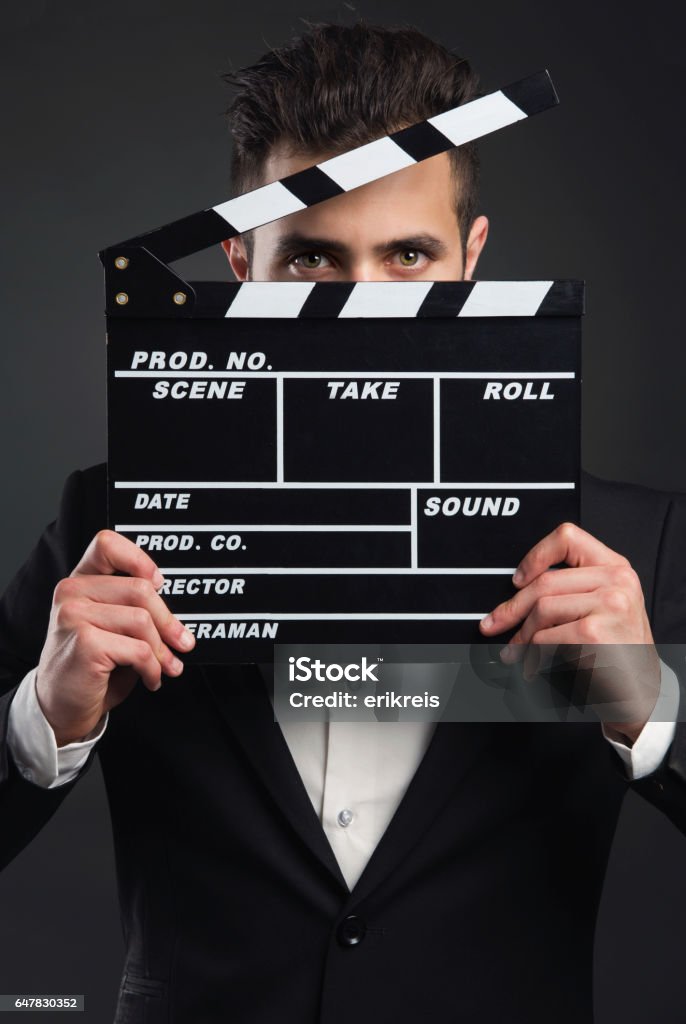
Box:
[1,1,685,1021]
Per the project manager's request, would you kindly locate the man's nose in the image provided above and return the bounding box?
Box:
[348,262,383,282]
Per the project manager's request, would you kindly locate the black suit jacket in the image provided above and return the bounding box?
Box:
[1,464,685,1024]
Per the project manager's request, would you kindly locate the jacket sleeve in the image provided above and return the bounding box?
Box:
[0,466,105,869]
[626,490,686,831]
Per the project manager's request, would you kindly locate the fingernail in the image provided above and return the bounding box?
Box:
[177,627,195,650]
[512,569,524,586]
[500,645,514,663]
[169,657,184,675]
[153,570,164,589]
[481,614,494,631]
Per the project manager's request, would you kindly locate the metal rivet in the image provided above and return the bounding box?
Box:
[173,291,187,306]
[114,256,129,270]
[115,292,129,305]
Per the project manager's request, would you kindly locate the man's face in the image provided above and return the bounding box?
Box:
[223,147,489,282]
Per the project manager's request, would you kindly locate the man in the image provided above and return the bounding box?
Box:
[1,22,686,1024]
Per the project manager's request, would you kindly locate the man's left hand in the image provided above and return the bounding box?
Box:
[479,522,660,744]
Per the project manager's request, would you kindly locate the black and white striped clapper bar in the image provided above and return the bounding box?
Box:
[102,69,584,663]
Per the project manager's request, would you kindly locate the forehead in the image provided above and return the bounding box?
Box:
[256,147,459,240]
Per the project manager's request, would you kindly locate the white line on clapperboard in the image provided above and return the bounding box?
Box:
[157,567,517,576]
[433,380,440,484]
[275,376,284,483]
[116,524,410,532]
[115,371,575,379]
[175,613,488,621]
[114,482,575,488]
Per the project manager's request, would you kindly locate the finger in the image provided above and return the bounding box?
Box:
[500,593,597,661]
[72,530,164,588]
[53,576,195,653]
[512,522,629,589]
[58,599,184,676]
[509,621,592,648]
[74,624,166,692]
[481,565,635,635]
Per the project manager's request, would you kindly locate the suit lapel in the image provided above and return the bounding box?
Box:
[345,718,493,906]
[200,663,348,891]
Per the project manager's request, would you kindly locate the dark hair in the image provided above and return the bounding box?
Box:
[222,23,481,253]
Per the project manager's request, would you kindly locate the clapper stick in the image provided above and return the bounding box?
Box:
[100,70,557,270]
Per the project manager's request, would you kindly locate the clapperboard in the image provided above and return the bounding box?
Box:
[102,70,583,663]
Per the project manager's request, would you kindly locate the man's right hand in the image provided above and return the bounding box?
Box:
[35,530,196,747]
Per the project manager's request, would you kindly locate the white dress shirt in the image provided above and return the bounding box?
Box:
[7,661,680,890]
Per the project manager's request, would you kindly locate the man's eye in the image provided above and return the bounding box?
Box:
[292,252,330,269]
[399,250,420,267]
[393,250,433,270]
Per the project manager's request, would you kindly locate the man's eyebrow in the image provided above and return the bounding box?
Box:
[271,234,351,259]
[372,235,449,257]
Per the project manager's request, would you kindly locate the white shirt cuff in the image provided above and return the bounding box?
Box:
[602,658,680,780]
[7,668,108,789]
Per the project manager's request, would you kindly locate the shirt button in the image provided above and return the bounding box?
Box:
[337,915,366,947]
[337,808,354,828]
